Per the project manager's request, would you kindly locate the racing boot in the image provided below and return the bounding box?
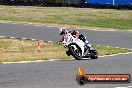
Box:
[66,50,71,56]
[85,40,91,50]
[84,41,91,56]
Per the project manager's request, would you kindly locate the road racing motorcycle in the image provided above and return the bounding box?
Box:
[62,33,98,60]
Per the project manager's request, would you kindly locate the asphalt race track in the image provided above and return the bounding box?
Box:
[0,22,132,88]
[0,22,132,48]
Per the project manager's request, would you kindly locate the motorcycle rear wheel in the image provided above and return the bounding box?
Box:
[90,50,98,59]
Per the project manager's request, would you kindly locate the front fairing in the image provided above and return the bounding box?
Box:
[64,33,85,56]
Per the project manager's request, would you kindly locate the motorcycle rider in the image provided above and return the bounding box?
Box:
[59,27,91,50]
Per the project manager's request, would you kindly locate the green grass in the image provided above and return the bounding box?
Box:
[0,37,132,62]
[0,5,132,30]
[94,45,132,56]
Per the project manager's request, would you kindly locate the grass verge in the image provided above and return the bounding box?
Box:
[0,37,132,62]
[0,5,132,30]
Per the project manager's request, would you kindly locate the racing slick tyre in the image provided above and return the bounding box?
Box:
[69,44,82,60]
[89,50,98,59]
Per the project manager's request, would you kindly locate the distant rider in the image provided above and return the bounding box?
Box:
[59,27,91,48]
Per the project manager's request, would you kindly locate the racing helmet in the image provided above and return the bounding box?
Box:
[72,30,77,35]
[59,27,67,35]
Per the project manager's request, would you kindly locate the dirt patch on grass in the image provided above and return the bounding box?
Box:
[0,37,70,62]
[0,37,132,62]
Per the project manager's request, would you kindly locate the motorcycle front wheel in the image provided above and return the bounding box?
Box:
[69,44,82,60]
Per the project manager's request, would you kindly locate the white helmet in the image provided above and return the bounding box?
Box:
[59,27,67,35]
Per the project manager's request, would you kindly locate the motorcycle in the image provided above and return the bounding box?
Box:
[62,33,98,60]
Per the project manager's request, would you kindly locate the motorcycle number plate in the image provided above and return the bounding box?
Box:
[69,37,73,42]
